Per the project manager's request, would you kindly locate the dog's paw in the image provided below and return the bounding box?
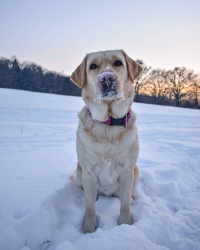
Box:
[82,215,97,234]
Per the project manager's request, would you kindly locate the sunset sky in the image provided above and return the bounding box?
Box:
[0,0,199,75]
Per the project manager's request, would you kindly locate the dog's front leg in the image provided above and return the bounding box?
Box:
[82,171,97,233]
[118,168,134,225]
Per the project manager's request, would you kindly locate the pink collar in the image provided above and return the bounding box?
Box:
[87,109,131,127]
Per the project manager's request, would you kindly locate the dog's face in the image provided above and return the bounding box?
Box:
[71,50,142,103]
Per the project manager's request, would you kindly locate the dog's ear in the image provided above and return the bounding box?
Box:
[70,55,88,89]
[121,50,143,83]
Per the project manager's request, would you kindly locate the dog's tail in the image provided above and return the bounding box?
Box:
[70,171,77,183]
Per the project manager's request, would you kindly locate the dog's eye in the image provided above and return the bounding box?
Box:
[90,64,98,70]
[114,60,123,66]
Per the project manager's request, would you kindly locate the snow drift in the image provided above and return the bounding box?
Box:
[0,89,200,250]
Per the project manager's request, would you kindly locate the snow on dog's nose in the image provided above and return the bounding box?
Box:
[99,71,116,97]
[99,72,116,83]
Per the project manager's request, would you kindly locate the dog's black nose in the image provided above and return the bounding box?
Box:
[100,72,115,83]
[100,73,115,83]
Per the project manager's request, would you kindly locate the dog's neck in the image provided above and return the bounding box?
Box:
[87,108,130,127]
[83,97,133,123]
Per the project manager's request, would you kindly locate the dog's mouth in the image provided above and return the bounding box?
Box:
[102,81,116,98]
[94,71,124,103]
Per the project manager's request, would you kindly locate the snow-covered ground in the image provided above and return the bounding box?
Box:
[0,89,200,250]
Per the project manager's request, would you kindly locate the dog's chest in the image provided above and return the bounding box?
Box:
[93,156,121,195]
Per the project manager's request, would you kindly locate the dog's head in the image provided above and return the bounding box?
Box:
[71,50,142,103]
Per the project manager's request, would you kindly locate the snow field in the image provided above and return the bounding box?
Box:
[0,89,200,250]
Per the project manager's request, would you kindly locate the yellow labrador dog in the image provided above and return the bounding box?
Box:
[70,50,142,233]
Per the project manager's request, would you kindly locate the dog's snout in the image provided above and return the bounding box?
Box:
[99,72,116,84]
[99,71,116,97]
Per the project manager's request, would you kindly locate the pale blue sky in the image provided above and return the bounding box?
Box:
[0,0,199,75]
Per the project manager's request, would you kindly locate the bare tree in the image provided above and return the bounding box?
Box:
[134,59,151,102]
[165,67,197,107]
[146,69,169,104]
[190,74,200,109]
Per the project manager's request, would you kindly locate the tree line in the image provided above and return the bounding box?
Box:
[0,56,81,96]
[0,56,199,109]
[135,60,200,109]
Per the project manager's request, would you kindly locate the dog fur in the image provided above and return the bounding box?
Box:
[70,50,142,233]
